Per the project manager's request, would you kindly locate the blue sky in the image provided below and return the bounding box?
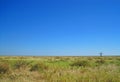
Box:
[0,0,120,56]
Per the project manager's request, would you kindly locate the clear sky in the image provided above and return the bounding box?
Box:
[0,0,120,56]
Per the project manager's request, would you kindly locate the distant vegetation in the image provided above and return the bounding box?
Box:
[0,56,120,82]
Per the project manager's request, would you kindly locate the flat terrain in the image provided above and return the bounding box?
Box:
[0,56,120,82]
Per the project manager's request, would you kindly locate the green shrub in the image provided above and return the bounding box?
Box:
[0,62,9,74]
[71,60,90,67]
[13,60,29,69]
[95,59,105,65]
[30,62,48,72]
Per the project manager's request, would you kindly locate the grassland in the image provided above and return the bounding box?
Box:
[0,56,120,82]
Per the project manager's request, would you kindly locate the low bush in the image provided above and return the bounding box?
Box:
[71,60,90,67]
[13,60,29,69]
[95,59,105,65]
[0,62,9,74]
[96,59,105,64]
[30,62,48,72]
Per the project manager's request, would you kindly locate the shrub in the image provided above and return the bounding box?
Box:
[0,62,9,74]
[13,60,29,69]
[30,62,48,72]
[71,60,90,67]
[95,59,105,65]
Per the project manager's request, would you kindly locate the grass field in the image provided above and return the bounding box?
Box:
[0,56,120,82]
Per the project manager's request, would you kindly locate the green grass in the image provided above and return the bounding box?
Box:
[0,56,120,82]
